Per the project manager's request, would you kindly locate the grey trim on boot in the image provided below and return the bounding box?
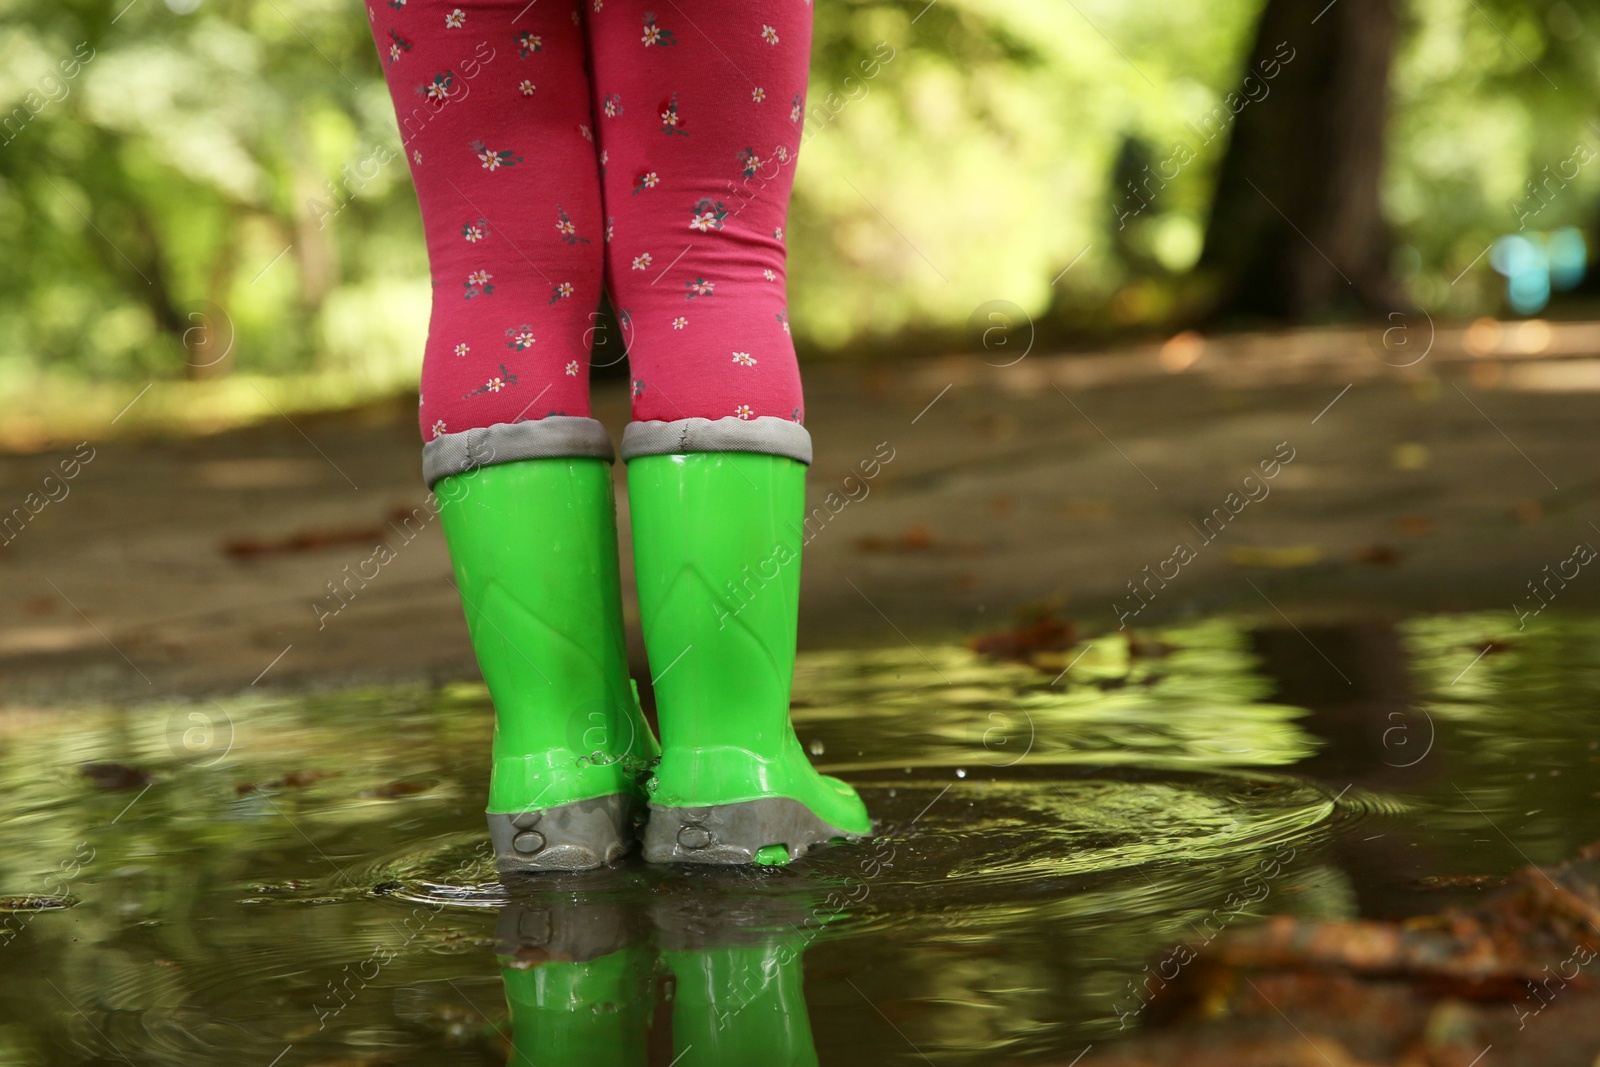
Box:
[621,416,812,465]
[423,417,615,487]
[642,798,861,865]
[487,794,637,873]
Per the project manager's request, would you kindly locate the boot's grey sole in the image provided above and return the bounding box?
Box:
[642,797,861,865]
[487,794,637,873]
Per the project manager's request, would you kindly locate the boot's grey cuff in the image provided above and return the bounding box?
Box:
[422,417,614,486]
[620,416,812,465]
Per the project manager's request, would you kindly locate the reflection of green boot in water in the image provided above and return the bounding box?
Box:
[664,942,819,1067]
[438,456,659,872]
[500,951,652,1067]
[626,449,871,864]
[497,899,652,1067]
[493,878,826,1067]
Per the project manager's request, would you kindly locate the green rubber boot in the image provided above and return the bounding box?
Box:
[664,942,819,1067]
[437,458,659,872]
[626,452,871,865]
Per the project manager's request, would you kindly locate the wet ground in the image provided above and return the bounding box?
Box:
[2,610,1596,1066]
[6,328,1600,706]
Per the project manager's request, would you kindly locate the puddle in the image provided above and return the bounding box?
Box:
[1,613,1597,1064]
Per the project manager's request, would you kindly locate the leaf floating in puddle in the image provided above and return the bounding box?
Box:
[969,612,1079,665]
[235,770,339,795]
[79,762,152,791]
[0,896,77,913]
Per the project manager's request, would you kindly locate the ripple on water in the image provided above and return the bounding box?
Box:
[11,618,1546,1067]
[329,765,1364,922]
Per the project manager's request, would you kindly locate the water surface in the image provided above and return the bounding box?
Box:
[1,612,1596,1065]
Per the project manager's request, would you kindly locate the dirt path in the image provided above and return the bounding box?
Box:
[3,325,1596,707]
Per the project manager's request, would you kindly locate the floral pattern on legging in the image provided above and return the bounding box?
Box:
[368,0,811,442]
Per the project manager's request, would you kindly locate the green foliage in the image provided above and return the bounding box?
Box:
[1389,0,1600,313]
[0,0,421,390]
[2,0,1599,393]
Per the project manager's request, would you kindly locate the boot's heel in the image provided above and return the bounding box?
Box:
[641,798,864,866]
[488,794,640,873]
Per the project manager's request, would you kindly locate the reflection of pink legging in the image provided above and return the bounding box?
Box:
[369,0,814,484]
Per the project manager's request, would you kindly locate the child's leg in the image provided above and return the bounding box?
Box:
[369,1,657,872]
[587,3,870,865]
[369,0,605,464]
[586,0,808,436]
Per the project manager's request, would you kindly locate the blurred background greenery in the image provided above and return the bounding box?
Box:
[3,0,1598,427]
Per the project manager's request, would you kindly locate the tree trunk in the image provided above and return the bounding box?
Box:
[1196,0,1402,322]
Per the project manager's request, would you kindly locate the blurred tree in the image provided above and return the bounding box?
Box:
[0,0,408,387]
[4,0,1598,405]
[1107,134,1166,276]
[1197,0,1403,321]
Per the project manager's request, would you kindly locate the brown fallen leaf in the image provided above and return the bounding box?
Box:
[1107,844,1600,1067]
[1157,847,1600,1013]
[1060,498,1114,520]
[970,614,1078,663]
[1092,1028,1372,1067]
[858,525,986,556]
[223,526,386,560]
[1394,514,1435,536]
[855,524,934,554]
[80,762,152,791]
[1354,544,1402,566]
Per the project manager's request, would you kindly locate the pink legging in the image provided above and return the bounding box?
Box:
[369,0,814,483]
